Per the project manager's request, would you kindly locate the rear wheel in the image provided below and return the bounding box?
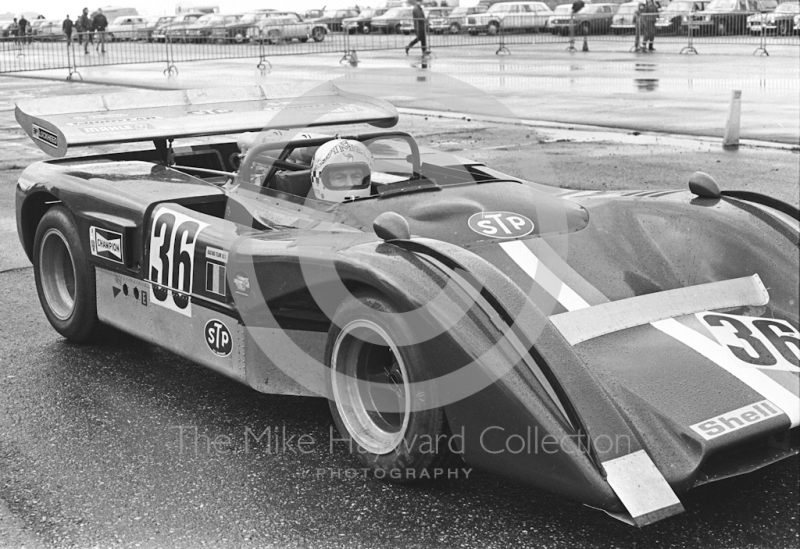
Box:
[363,23,371,34]
[33,206,100,343]
[487,21,499,35]
[449,22,460,34]
[312,27,325,41]
[327,292,457,481]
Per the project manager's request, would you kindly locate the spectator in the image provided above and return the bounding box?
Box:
[10,18,19,45]
[405,0,429,56]
[92,8,108,53]
[77,7,92,53]
[18,15,28,45]
[641,0,658,51]
[63,15,74,45]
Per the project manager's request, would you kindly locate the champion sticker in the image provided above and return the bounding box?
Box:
[205,319,233,357]
[89,227,124,263]
[468,212,534,239]
[31,123,58,149]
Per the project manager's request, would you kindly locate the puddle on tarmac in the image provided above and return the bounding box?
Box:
[634,78,660,91]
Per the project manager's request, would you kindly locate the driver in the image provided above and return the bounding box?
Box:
[310,138,373,202]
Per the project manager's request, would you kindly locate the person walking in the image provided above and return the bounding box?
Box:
[62,15,74,46]
[10,18,19,45]
[92,8,108,53]
[641,0,658,51]
[18,15,28,45]
[405,0,429,56]
[77,7,92,54]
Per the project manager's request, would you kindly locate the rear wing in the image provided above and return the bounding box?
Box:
[15,83,399,158]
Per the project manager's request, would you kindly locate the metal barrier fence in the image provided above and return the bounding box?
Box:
[1,16,797,77]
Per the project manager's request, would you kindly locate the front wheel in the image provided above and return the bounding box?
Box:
[449,22,460,34]
[327,292,457,481]
[487,21,499,35]
[312,27,325,41]
[33,206,100,343]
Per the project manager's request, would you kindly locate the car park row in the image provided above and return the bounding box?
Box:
[3,1,799,45]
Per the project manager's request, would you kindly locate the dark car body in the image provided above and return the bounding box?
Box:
[309,8,360,32]
[221,10,274,43]
[152,12,204,42]
[183,13,243,42]
[13,85,800,528]
[655,0,710,34]
[747,0,798,34]
[686,0,775,34]
[429,5,486,33]
[343,8,390,33]
[548,3,619,35]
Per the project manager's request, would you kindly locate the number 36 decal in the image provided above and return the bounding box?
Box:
[148,208,209,317]
[698,312,800,372]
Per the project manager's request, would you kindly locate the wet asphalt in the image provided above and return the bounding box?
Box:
[0,47,798,548]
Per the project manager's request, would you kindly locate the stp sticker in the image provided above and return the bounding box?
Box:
[205,319,233,357]
[697,312,800,372]
[31,123,58,149]
[468,212,534,239]
[89,227,124,263]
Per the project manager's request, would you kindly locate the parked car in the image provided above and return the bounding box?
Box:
[144,16,174,41]
[107,15,149,41]
[309,8,360,32]
[371,6,414,33]
[30,19,64,41]
[184,13,242,42]
[1,19,15,38]
[247,12,328,43]
[401,7,453,34]
[548,3,618,35]
[465,1,554,34]
[794,11,800,32]
[221,10,274,43]
[152,12,204,42]
[688,0,775,35]
[611,1,639,33]
[747,0,798,34]
[656,0,710,34]
[343,8,390,34]
[429,5,486,34]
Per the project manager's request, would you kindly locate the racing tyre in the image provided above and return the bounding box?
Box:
[312,27,325,41]
[33,206,100,343]
[327,292,458,482]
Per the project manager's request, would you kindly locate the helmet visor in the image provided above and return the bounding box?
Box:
[320,163,371,191]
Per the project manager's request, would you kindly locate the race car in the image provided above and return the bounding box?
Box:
[14,85,799,527]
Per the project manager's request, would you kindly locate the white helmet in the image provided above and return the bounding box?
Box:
[311,139,373,202]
